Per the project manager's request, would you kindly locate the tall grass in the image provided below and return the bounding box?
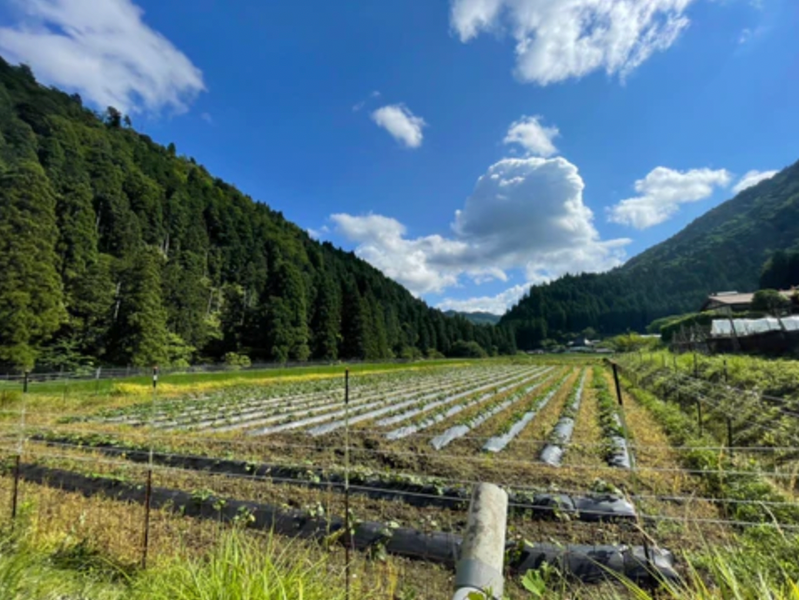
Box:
[0,525,355,600]
[131,531,347,600]
[0,535,123,599]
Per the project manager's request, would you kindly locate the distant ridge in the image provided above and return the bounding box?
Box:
[444,310,501,326]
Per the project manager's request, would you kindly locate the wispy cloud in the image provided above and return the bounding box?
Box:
[352,90,381,112]
[0,0,205,114]
[733,169,777,194]
[607,166,731,229]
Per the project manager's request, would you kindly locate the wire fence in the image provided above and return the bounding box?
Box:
[0,357,425,385]
[6,438,799,552]
[4,358,799,597]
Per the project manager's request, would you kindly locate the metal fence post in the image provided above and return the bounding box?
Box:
[696,399,702,436]
[10,454,20,520]
[344,369,351,600]
[727,418,734,457]
[12,394,25,521]
[611,363,624,406]
[141,365,158,569]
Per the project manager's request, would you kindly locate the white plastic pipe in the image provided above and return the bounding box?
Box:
[452,483,508,600]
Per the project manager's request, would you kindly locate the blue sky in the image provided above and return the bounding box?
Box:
[0,0,797,313]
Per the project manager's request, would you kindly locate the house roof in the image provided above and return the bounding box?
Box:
[701,290,795,311]
[705,293,755,306]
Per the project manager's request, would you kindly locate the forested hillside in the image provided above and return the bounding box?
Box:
[502,159,799,349]
[0,59,515,371]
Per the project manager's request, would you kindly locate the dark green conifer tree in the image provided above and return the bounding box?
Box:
[0,161,66,369]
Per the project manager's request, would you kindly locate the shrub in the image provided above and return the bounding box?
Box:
[223,352,251,370]
[447,340,488,359]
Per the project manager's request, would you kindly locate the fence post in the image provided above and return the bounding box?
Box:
[141,365,158,569]
[453,483,508,600]
[696,399,702,435]
[727,418,734,457]
[12,394,25,521]
[10,454,20,520]
[141,468,153,569]
[22,371,28,394]
[693,353,698,378]
[344,369,351,600]
[611,363,624,406]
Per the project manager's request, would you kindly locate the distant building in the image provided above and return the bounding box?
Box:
[566,338,594,353]
[700,291,755,313]
[700,290,795,313]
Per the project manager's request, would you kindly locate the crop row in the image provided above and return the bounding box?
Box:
[197,366,520,434]
[92,365,499,424]
[430,368,566,450]
[307,366,546,438]
[539,369,588,466]
[482,370,572,453]
[385,367,554,441]
[593,367,632,469]
[152,365,521,429]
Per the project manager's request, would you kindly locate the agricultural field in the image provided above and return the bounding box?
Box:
[2,355,799,598]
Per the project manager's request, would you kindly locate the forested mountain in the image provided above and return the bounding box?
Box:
[502,160,799,349]
[443,310,501,325]
[0,58,515,371]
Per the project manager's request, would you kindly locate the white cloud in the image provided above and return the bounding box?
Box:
[733,169,777,194]
[201,112,213,124]
[371,104,427,148]
[607,166,731,229]
[438,283,529,314]
[503,115,559,157]
[0,0,205,114]
[450,0,694,85]
[333,156,629,297]
[331,214,469,294]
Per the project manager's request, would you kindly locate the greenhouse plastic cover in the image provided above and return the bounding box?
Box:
[711,317,799,337]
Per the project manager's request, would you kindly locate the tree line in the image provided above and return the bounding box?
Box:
[0,58,515,372]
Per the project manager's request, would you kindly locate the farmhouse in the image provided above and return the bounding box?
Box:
[700,291,754,313]
[700,290,795,313]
